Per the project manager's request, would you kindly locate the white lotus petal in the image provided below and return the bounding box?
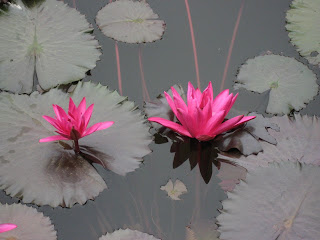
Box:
[217,162,320,240]
[0,0,101,93]
[0,81,151,207]
[160,179,187,200]
[96,0,165,43]
[234,55,318,114]
[286,0,320,65]
[186,220,220,240]
[0,203,57,240]
[218,114,320,171]
[99,228,160,240]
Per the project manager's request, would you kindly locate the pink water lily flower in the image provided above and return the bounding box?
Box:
[149,82,255,141]
[40,97,114,152]
[0,223,17,233]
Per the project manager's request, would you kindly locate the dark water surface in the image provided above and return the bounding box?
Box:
[1,0,320,239]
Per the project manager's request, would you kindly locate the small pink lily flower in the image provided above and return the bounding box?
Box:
[40,97,114,152]
[149,82,255,141]
[0,223,17,233]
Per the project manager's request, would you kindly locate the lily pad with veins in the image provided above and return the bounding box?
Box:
[0,203,57,240]
[218,114,320,171]
[99,229,160,240]
[286,0,320,66]
[0,0,101,93]
[96,0,165,43]
[217,162,320,240]
[234,54,318,114]
[0,81,151,207]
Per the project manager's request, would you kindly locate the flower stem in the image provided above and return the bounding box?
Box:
[74,139,80,154]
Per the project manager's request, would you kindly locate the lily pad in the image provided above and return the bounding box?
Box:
[286,0,320,66]
[96,0,165,44]
[0,81,151,207]
[186,219,220,240]
[217,162,320,240]
[0,0,101,93]
[234,54,318,114]
[0,203,57,240]
[218,114,320,171]
[160,179,187,200]
[99,229,160,240]
[216,112,280,155]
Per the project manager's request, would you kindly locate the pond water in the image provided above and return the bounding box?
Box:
[0,0,320,239]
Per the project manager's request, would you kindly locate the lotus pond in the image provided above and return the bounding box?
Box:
[0,0,320,239]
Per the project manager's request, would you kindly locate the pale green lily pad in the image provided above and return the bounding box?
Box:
[218,114,320,171]
[0,0,101,93]
[217,162,320,240]
[0,81,151,207]
[99,229,160,240]
[96,0,165,43]
[286,0,320,66]
[234,54,318,114]
[0,203,57,240]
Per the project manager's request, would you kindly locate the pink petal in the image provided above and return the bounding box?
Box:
[68,97,76,116]
[0,224,17,233]
[233,115,256,127]
[82,104,94,128]
[83,121,114,137]
[211,91,233,116]
[148,117,192,138]
[205,110,226,134]
[39,135,70,143]
[200,82,213,108]
[211,89,230,112]
[178,108,197,137]
[194,89,203,106]
[171,86,187,112]
[164,91,178,117]
[77,97,87,115]
[225,93,239,114]
[212,115,244,136]
[187,81,196,106]
[53,105,68,122]
[42,115,63,132]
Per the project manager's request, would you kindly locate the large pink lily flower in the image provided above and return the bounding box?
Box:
[40,97,114,151]
[149,82,255,141]
[0,223,17,233]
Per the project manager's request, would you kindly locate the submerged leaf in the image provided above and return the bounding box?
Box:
[0,203,57,239]
[219,114,320,171]
[160,179,187,200]
[216,112,279,155]
[234,54,318,114]
[96,0,165,43]
[0,0,101,93]
[286,0,320,66]
[186,219,220,240]
[99,229,160,240]
[0,81,151,207]
[217,162,320,240]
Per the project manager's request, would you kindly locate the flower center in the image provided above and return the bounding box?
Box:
[270,81,279,89]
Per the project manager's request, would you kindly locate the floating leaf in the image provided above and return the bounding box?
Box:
[0,81,151,207]
[286,0,320,66]
[219,114,320,171]
[160,179,187,200]
[99,229,160,240]
[186,219,220,240]
[234,54,318,114]
[96,0,165,43]
[0,0,101,93]
[217,162,320,240]
[216,161,247,192]
[216,112,279,155]
[0,203,57,239]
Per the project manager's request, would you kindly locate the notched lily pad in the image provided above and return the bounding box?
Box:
[234,54,318,114]
[218,114,320,171]
[217,162,320,240]
[186,219,220,240]
[99,228,161,240]
[216,112,280,155]
[96,0,166,43]
[0,81,151,207]
[0,0,101,93]
[0,203,57,240]
[286,0,320,66]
